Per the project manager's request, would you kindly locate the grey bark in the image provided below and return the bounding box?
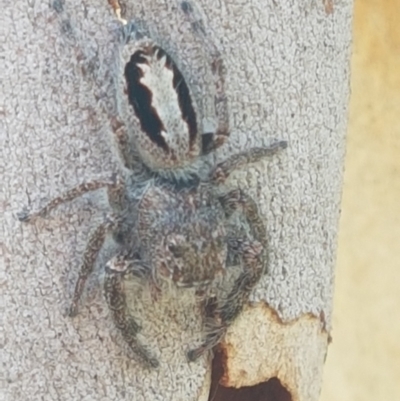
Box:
[1,1,353,400]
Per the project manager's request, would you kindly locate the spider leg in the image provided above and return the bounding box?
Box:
[210,141,287,184]
[17,174,122,222]
[96,28,135,170]
[180,1,229,152]
[219,189,267,246]
[50,5,143,170]
[17,175,125,315]
[187,238,263,361]
[104,254,159,368]
[187,188,271,360]
[68,213,119,316]
[102,20,157,170]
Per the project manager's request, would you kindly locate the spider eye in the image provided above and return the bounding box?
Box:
[168,245,185,258]
[202,132,214,154]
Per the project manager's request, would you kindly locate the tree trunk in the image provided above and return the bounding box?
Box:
[2,1,353,400]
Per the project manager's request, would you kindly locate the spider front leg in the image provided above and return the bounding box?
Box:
[187,238,263,362]
[104,254,159,368]
[180,1,229,152]
[49,3,134,169]
[211,140,288,184]
[106,114,139,171]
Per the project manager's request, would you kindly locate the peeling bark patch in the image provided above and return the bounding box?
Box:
[218,305,330,400]
[209,352,292,401]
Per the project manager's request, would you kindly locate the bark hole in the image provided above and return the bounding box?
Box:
[209,351,293,401]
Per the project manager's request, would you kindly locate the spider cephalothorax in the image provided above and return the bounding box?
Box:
[19,1,286,368]
[124,44,201,172]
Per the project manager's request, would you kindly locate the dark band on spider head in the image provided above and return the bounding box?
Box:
[125,50,169,152]
[156,47,198,150]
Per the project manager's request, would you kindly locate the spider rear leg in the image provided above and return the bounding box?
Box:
[105,255,159,368]
[187,238,263,362]
[68,213,119,316]
[180,1,229,152]
[211,140,288,184]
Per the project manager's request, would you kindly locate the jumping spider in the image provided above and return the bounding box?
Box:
[18,2,286,368]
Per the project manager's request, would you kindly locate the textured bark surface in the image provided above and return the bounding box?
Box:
[2,1,352,400]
